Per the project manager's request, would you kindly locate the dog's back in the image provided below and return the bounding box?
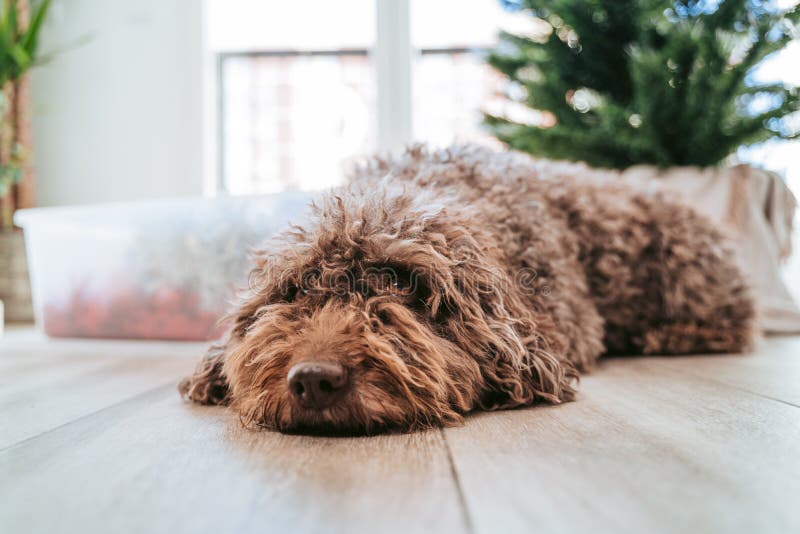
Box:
[350,144,756,358]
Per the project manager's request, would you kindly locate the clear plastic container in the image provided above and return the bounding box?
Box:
[14,192,315,341]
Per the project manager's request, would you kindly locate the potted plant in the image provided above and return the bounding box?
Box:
[485,0,800,332]
[0,0,51,324]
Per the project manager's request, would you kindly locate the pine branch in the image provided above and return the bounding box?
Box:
[485,0,798,168]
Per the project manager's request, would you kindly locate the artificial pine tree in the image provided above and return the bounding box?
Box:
[485,0,800,168]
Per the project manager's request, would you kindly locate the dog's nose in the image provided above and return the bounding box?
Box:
[288,361,349,409]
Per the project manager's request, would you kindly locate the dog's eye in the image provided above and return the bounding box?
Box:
[365,265,423,300]
[284,285,298,302]
[282,284,307,303]
[392,277,410,292]
[385,266,414,295]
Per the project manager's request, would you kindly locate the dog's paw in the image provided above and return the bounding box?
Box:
[178,348,230,405]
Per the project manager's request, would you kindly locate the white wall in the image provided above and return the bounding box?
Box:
[30,0,204,206]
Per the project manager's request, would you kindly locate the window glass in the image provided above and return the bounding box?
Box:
[222,54,375,195]
[410,0,525,147]
[209,0,375,194]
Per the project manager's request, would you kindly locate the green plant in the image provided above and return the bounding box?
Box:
[485,0,800,168]
[0,0,50,86]
[0,137,22,196]
[0,0,51,227]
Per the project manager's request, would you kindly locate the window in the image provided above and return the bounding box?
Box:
[207,0,377,194]
[206,0,521,195]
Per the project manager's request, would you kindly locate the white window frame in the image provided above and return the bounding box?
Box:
[374,0,414,153]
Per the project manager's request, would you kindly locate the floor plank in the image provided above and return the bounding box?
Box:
[0,330,203,448]
[444,357,800,534]
[0,386,467,534]
[644,336,800,406]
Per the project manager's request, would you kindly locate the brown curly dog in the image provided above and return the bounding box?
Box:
[179,145,755,434]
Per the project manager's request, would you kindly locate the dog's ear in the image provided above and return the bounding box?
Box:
[178,343,230,405]
[178,246,293,406]
[180,250,290,403]
[431,217,578,408]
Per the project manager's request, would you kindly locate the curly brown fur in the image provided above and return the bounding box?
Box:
[179,144,756,434]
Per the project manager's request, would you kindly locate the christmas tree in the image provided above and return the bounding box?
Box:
[485,0,800,168]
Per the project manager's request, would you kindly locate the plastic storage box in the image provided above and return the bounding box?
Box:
[14,192,315,341]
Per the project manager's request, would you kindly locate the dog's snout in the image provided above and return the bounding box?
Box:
[288,361,349,409]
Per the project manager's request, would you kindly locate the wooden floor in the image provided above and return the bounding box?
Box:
[1,327,799,534]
